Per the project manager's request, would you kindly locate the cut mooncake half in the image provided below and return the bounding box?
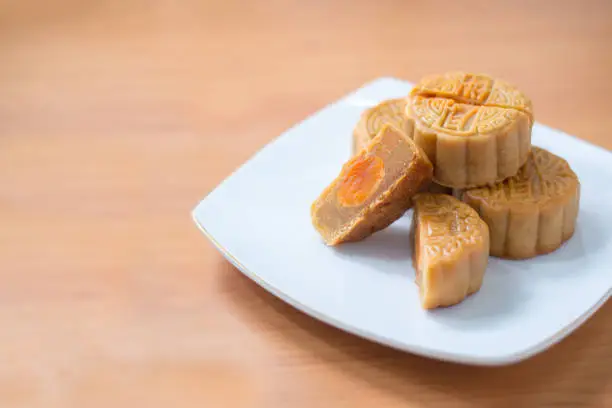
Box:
[410,71,533,119]
[311,124,433,245]
[412,193,490,309]
[456,146,580,259]
[352,98,448,195]
[352,98,412,155]
[407,72,533,189]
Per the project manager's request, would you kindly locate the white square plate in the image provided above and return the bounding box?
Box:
[192,78,612,365]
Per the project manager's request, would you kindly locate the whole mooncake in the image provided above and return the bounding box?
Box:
[407,72,533,189]
[456,146,580,259]
[311,124,432,245]
[412,193,490,309]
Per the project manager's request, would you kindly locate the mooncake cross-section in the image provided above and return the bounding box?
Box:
[412,193,490,310]
[457,146,580,259]
[407,72,533,189]
[311,124,433,245]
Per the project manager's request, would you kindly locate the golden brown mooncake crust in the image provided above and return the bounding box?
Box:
[407,72,533,189]
[456,146,580,259]
[412,193,490,309]
[352,98,412,155]
[311,124,433,245]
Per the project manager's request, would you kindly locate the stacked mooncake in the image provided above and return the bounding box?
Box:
[311,72,580,309]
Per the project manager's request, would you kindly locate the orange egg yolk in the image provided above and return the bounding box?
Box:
[337,155,385,207]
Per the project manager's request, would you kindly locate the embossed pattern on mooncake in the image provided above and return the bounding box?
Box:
[458,147,580,259]
[486,79,533,119]
[407,72,533,189]
[410,96,519,137]
[412,193,489,309]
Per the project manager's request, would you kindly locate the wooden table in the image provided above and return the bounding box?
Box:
[2,1,611,406]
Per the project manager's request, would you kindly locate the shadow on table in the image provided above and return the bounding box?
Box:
[218,258,612,407]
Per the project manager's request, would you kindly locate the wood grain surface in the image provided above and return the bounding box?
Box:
[1,1,612,407]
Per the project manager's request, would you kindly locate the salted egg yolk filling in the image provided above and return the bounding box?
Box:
[337,155,385,207]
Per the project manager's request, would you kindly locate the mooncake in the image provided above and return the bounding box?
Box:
[311,124,432,245]
[407,72,533,189]
[412,193,490,309]
[457,147,580,259]
[352,98,412,155]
